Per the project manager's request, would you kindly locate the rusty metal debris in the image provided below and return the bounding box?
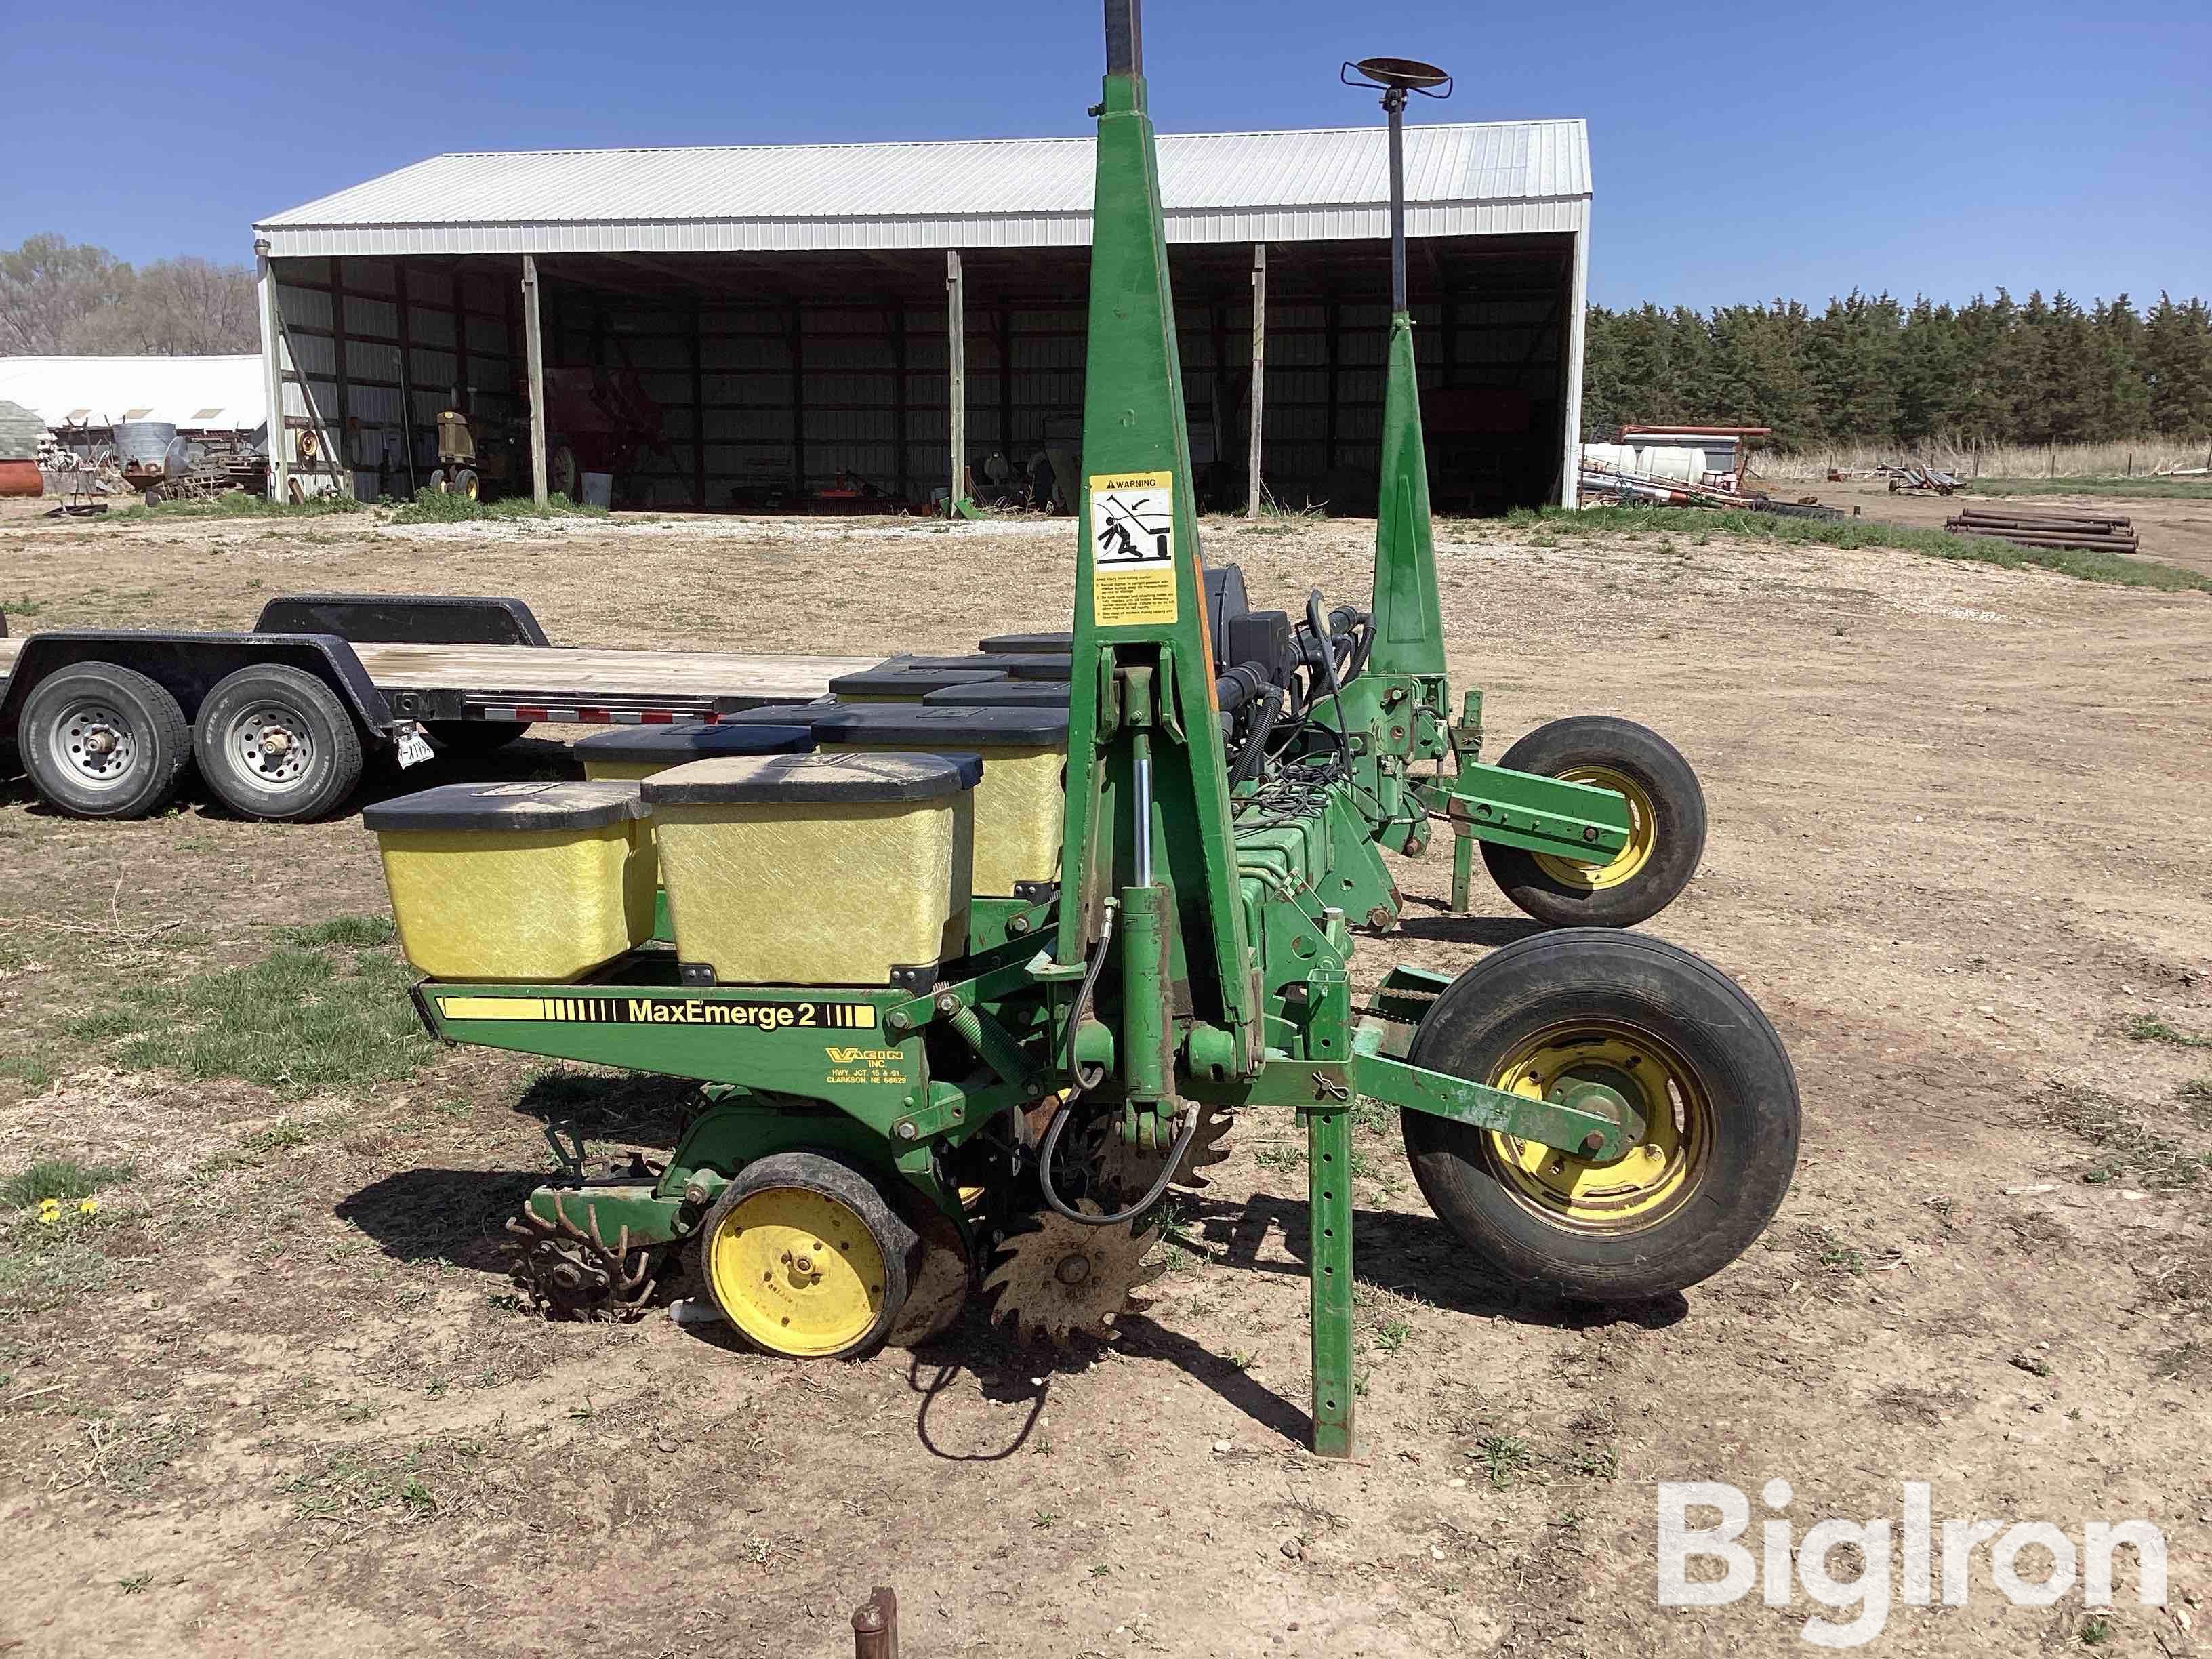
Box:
[1947,507,2140,555]
[851,1586,899,1659]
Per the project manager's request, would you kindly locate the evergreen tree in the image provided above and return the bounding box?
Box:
[1574,283,2207,449]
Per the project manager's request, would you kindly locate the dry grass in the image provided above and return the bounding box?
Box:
[1759,437,2211,481]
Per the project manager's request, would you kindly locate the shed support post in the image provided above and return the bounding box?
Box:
[1245,242,1267,518]
[690,300,707,510]
[254,239,289,503]
[1560,222,1590,509]
[522,255,548,507]
[946,251,969,513]
[329,265,354,497]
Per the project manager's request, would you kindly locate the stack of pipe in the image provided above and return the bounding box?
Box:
[1946,507,2139,555]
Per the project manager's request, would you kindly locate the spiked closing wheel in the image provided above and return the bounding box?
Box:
[983,1206,1164,1345]
[698,1153,916,1361]
[504,1192,661,1322]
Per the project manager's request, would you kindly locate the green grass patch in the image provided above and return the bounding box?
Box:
[1513,504,2212,592]
[2043,1081,2208,1190]
[1973,476,2212,501]
[1,1158,136,1209]
[0,1057,54,1092]
[110,490,371,523]
[2125,1014,2212,1048]
[64,941,432,1094]
[389,488,606,526]
[281,914,397,949]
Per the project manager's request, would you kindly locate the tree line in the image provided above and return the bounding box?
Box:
[1582,290,2212,452]
[1,234,258,357]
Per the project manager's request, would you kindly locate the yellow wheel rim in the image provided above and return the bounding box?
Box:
[1532,766,1655,891]
[1483,1021,1711,1233]
[704,1186,886,1357]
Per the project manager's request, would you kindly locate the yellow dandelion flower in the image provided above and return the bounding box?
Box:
[78,1197,100,1216]
[37,1197,62,1225]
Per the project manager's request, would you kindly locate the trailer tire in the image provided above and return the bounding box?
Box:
[1402,928,1799,1304]
[426,719,530,758]
[18,663,192,819]
[192,663,363,821]
[1480,715,1705,929]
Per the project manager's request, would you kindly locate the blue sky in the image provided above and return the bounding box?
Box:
[5,1,2205,312]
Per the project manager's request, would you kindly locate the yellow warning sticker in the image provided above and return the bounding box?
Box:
[1088,470,1179,627]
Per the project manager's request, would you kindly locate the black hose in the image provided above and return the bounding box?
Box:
[1059,899,1117,1096]
[1038,1095,1202,1227]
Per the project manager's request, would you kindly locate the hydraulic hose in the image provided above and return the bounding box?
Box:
[1059,897,1117,1097]
[1038,1092,1202,1227]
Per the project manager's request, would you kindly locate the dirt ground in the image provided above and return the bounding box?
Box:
[1,499,2208,1658]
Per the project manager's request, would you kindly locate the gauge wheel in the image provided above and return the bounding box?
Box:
[697,1152,916,1360]
[1402,928,1798,1303]
[1481,715,1706,928]
[191,663,363,821]
[17,663,191,819]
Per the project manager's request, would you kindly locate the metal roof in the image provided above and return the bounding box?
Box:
[0,356,266,431]
[255,121,1590,259]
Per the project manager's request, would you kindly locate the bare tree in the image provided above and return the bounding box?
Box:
[67,257,258,354]
[0,234,134,354]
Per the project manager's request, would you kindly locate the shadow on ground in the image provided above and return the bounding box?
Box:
[335,1166,541,1275]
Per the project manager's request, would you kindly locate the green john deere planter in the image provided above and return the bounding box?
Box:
[372,3,1799,1459]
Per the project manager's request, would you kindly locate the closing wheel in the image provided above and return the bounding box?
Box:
[1402,928,1799,1303]
[17,663,192,819]
[699,1152,916,1360]
[191,663,363,821]
[1480,716,1706,929]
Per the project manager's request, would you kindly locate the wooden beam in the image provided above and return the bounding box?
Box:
[690,299,707,510]
[1246,243,1266,518]
[1323,297,1340,476]
[450,259,472,409]
[521,255,548,506]
[946,251,967,508]
[997,304,1014,462]
[329,263,353,495]
[788,302,806,492]
[254,242,288,501]
[393,262,418,497]
[890,302,911,504]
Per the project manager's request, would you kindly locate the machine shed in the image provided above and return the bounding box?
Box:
[251,119,1592,514]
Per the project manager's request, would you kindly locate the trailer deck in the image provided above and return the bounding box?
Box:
[0,636,875,723]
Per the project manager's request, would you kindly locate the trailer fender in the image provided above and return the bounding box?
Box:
[0,631,396,747]
[251,594,550,647]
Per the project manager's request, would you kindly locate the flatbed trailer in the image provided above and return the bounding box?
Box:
[0,594,870,823]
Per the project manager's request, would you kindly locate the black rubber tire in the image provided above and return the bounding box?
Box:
[190,663,363,821]
[425,719,531,758]
[1481,715,1706,929]
[453,467,480,502]
[696,1151,916,1361]
[17,663,191,819]
[1401,928,1799,1304]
